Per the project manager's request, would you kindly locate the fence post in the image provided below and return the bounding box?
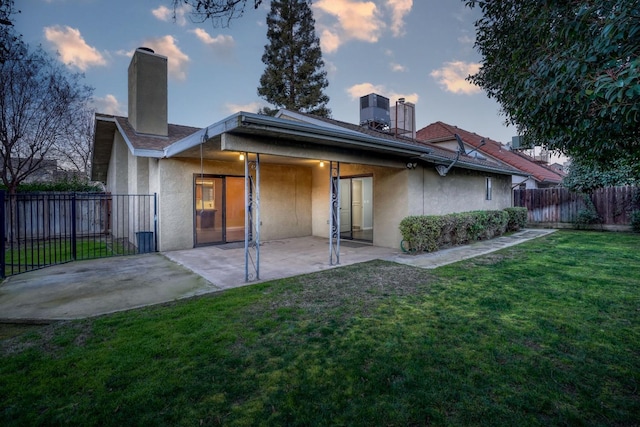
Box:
[71,193,77,260]
[1,190,5,279]
[153,193,158,252]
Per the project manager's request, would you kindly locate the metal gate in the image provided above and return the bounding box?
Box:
[1,191,157,278]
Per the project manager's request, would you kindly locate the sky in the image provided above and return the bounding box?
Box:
[15,0,520,144]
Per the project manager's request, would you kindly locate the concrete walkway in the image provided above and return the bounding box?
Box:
[389,228,556,269]
[0,229,555,321]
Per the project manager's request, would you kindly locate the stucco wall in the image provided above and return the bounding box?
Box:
[259,164,312,241]
[311,163,408,249]
[106,133,129,194]
[155,158,312,251]
[411,167,512,215]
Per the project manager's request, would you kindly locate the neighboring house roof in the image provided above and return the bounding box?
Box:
[416,121,564,185]
[92,112,524,182]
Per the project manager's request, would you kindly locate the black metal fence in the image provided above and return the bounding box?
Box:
[1,192,157,278]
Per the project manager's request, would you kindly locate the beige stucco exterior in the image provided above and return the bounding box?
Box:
[95,46,520,256]
[104,136,513,251]
[144,158,314,251]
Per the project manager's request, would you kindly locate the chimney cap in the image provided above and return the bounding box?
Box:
[137,47,155,53]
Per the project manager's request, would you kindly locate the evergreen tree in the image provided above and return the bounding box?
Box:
[258,0,330,117]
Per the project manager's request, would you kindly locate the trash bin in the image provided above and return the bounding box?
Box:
[136,231,154,253]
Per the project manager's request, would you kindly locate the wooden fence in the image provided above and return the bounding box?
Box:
[513,186,639,227]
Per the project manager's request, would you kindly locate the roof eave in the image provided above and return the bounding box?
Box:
[113,119,164,158]
[420,153,526,176]
[164,112,434,159]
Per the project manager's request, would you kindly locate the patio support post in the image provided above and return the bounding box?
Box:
[329,161,340,265]
[244,153,260,282]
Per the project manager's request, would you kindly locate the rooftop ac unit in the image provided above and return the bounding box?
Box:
[360,93,390,130]
[511,135,523,149]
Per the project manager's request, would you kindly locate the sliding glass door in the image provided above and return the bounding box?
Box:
[194,175,245,246]
[339,176,373,242]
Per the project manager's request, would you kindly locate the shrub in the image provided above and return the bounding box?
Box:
[399,215,442,252]
[574,194,600,229]
[400,209,513,254]
[504,207,528,231]
[1,178,103,193]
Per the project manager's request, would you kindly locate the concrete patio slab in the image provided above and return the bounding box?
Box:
[0,229,556,321]
[0,254,217,321]
[164,237,397,290]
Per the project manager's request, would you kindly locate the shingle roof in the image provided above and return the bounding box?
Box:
[92,114,201,182]
[97,114,200,152]
[416,121,564,184]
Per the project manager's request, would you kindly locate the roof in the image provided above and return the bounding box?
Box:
[416,121,564,184]
[92,111,524,182]
[91,114,200,181]
[275,110,523,176]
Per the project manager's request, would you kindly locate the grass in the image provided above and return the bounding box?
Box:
[4,238,130,277]
[1,230,639,425]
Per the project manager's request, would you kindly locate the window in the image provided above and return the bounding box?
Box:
[485,177,492,200]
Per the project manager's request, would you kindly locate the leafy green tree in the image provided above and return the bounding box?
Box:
[466,0,640,167]
[171,0,262,26]
[563,155,640,193]
[258,0,330,117]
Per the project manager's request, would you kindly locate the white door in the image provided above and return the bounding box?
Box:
[339,179,351,234]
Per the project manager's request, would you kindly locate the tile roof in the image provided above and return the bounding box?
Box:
[416,121,564,184]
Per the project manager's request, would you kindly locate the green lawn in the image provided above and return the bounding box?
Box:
[4,238,130,276]
[1,230,639,425]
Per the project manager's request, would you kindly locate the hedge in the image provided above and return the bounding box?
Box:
[399,207,528,253]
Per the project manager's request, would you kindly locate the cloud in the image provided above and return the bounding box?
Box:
[225,101,265,114]
[430,61,481,95]
[190,28,235,56]
[91,94,124,115]
[458,34,475,45]
[141,36,190,81]
[43,26,107,71]
[390,62,406,72]
[385,0,412,37]
[324,60,338,76]
[153,4,190,26]
[346,82,418,104]
[313,0,384,52]
[319,29,342,54]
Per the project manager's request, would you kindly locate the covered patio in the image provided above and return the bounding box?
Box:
[164,236,399,290]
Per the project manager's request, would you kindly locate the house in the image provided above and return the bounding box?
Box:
[91,48,523,261]
[2,158,59,184]
[416,122,565,189]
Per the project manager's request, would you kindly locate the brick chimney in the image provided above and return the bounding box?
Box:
[128,47,168,136]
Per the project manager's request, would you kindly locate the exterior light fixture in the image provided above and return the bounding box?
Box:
[239,153,245,161]
[319,161,325,167]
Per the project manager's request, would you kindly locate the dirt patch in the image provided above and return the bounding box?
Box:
[0,322,48,340]
[0,320,92,357]
[253,260,435,320]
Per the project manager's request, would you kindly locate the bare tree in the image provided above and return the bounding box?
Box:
[172,0,262,26]
[0,41,93,194]
[51,107,95,181]
[0,0,21,64]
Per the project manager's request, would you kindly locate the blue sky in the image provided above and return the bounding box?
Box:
[16,0,518,144]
